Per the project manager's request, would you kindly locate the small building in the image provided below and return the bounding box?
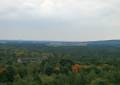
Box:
[17,56,48,63]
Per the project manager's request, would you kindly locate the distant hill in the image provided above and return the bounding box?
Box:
[87,40,120,47]
[0,40,120,47]
[0,40,87,46]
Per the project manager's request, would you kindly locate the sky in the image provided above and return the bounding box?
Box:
[0,0,120,41]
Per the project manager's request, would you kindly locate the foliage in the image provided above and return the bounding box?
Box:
[0,44,120,85]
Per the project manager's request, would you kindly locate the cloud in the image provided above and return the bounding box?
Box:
[0,0,120,41]
[0,0,119,19]
[0,0,119,25]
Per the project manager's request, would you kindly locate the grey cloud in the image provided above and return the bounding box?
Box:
[0,0,120,41]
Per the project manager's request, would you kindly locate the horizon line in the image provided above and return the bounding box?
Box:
[0,39,120,42]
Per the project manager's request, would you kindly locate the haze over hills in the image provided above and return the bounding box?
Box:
[0,40,120,47]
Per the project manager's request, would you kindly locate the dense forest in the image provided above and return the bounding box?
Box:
[0,42,120,85]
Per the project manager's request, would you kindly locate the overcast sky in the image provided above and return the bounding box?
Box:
[0,0,120,41]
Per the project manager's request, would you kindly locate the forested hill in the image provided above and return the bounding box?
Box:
[0,40,120,85]
[0,40,120,47]
[87,40,120,47]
